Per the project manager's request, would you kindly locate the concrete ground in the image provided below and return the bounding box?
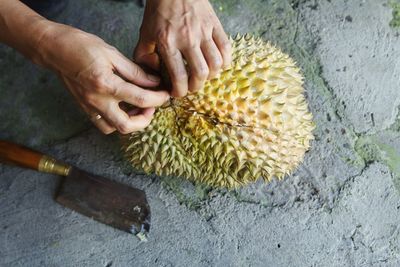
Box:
[1,0,400,266]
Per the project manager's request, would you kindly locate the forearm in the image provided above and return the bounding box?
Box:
[0,0,52,64]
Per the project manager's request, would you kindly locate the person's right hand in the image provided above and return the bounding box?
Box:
[134,0,232,98]
[34,22,170,134]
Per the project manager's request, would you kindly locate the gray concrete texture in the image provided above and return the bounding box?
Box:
[1,0,400,266]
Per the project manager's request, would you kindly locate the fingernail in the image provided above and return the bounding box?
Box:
[147,74,160,82]
[146,107,156,116]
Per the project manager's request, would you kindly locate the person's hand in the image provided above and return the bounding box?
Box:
[134,0,232,97]
[35,23,170,134]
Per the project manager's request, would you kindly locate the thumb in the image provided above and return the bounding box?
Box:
[134,40,160,71]
[136,53,160,71]
[112,52,160,88]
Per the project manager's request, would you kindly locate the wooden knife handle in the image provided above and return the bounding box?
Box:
[0,140,71,176]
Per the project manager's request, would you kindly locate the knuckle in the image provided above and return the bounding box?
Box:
[107,85,119,97]
[179,27,198,49]
[221,39,232,51]
[207,14,216,23]
[201,24,213,37]
[107,45,118,53]
[157,29,174,48]
[171,67,188,81]
[186,34,199,49]
[131,65,140,79]
[193,65,209,80]
[177,67,188,79]
[111,46,118,52]
[84,92,100,107]
[178,26,189,38]
[210,56,223,70]
[133,94,148,107]
[92,76,108,92]
[116,120,132,134]
[97,75,120,97]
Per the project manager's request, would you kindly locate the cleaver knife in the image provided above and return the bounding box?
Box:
[0,140,150,240]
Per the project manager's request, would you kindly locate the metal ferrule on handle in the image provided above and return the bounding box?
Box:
[38,155,71,176]
[0,140,71,176]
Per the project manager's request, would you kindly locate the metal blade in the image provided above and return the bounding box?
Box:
[55,168,150,237]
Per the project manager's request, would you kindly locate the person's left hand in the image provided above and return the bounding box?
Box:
[134,0,232,98]
[34,22,170,135]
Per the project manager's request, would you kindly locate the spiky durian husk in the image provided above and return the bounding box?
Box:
[123,34,315,188]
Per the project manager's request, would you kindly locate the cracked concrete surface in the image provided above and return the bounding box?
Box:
[305,0,400,134]
[1,0,400,266]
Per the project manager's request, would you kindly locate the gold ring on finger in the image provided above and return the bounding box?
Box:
[90,114,103,121]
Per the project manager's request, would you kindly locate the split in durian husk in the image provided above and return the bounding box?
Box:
[123,34,315,188]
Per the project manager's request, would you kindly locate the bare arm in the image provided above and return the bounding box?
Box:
[0,0,50,63]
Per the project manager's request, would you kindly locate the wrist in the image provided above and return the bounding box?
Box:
[29,19,60,68]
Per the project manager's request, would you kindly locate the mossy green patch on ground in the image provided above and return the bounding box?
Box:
[353,106,400,192]
[389,1,400,27]
[161,176,207,211]
[355,135,400,191]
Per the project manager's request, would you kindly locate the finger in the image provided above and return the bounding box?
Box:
[104,101,155,134]
[182,47,209,92]
[212,26,232,68]
[136,53,160,71]
[119,103,152,118]
[61,77,117,135]
[74,95,116,135]
[134,40,160,71]
[89,112,116,135]
[158,46,188,98]
[111,51,160,88]
[79,98,116,135]
[110,75,170,108]
[201,39,223,78]
[137,107,156,118]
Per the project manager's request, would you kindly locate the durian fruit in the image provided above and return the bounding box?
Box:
[123,34,315,188]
